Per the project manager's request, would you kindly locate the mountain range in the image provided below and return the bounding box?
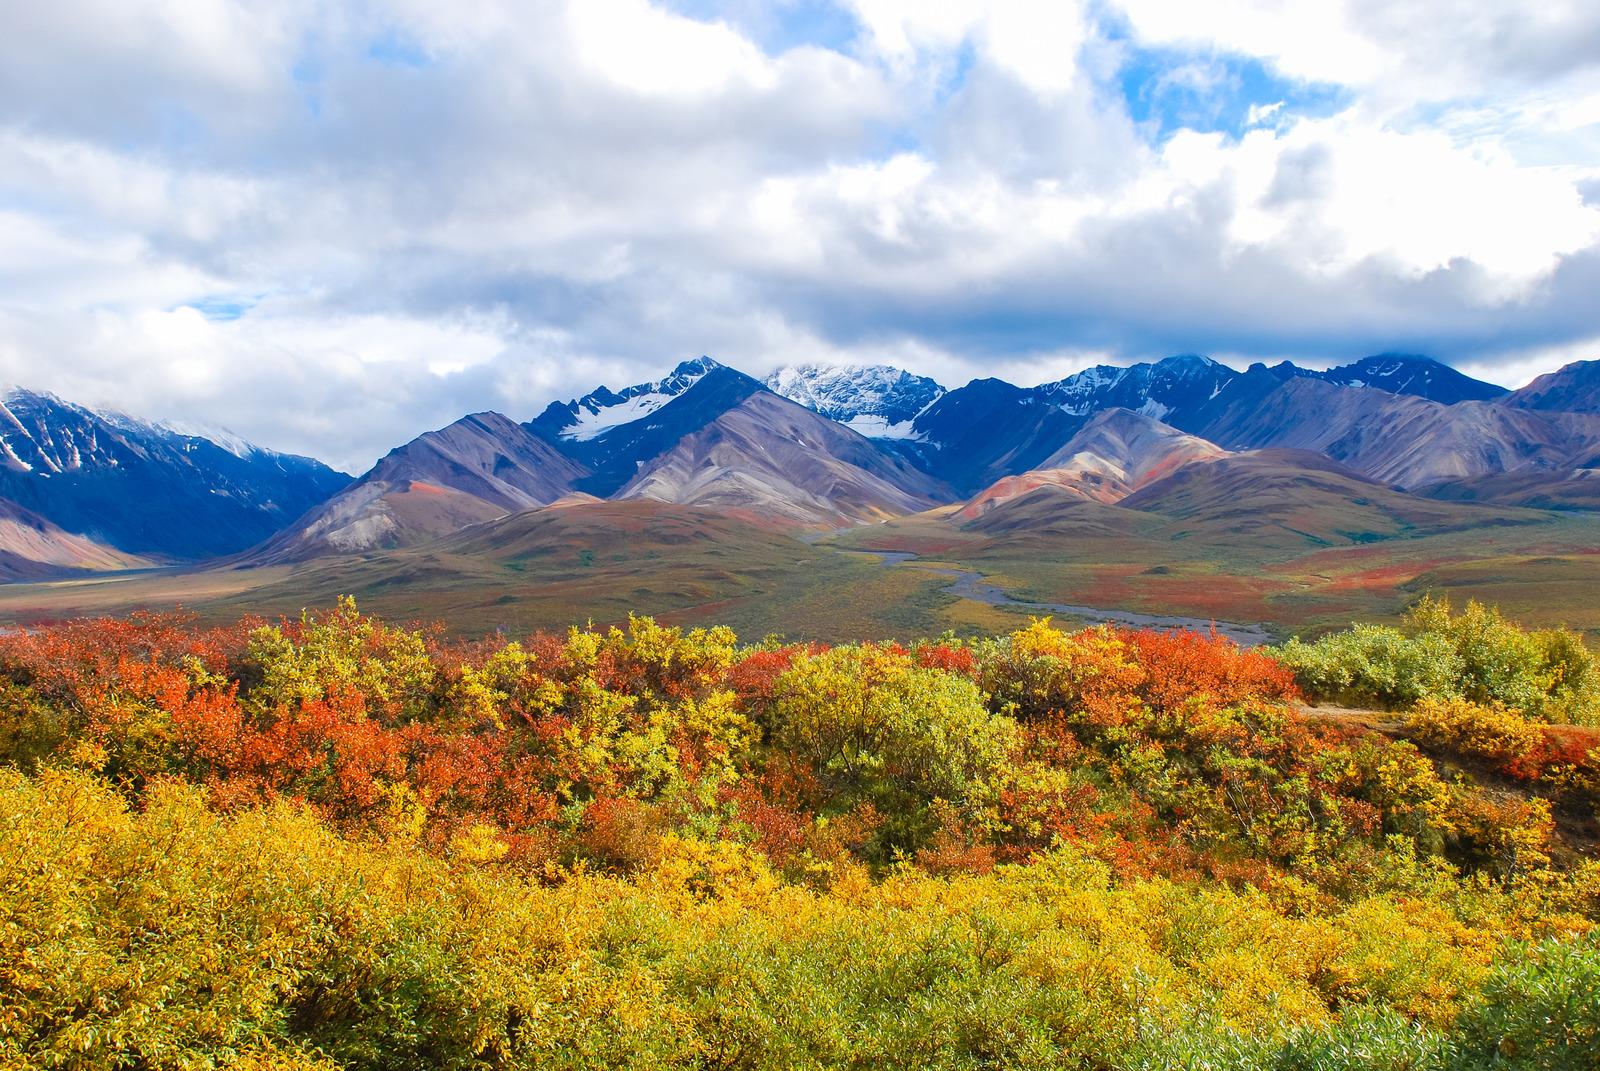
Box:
[0,389,350,575]
[3,351,1599,583]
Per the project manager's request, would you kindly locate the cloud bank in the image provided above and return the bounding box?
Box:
[1,0,1598,471]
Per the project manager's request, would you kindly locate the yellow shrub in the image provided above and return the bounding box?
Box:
[1407,696,1543,768]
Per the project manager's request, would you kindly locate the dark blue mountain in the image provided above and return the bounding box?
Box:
[529,359,768,497]
[1306,354,1507,403]
[0,388,351,560]
[527,356,724,443]
[904,356,1233,493]
[901,353,1515,493]
[1036,354,1238,425]
[903,378,1091,495]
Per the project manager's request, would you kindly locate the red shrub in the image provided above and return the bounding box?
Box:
[1125,628,1300,712]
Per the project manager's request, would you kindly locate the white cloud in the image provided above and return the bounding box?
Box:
[0,0,1597,471]
[566,0,777,96]
[1245,100,1284,127]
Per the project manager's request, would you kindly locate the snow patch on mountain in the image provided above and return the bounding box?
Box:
[1040,355,1235,422]
[763,363,944,436]
[841,415,920,439]
[540,357,722,441]
[564,391,682,441]
[151,418,261,459]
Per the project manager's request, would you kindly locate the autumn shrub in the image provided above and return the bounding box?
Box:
[975,618,1148,727]
[5,765,1591,1071]
[1271,624,1461,709]
[1278,598,1600,724]
[1124,626,1300,713]
[5,601,1600,1070]
[1408,696,1546,778]
[1450,931,1600,1068]
[1404,697,1600,814]
[1406,597,1600,724]
[763,643,1019,858]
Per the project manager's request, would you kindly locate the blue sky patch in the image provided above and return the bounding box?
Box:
[188,296,257,322]
[364,30,434,70]
[1116,43,1348,141]
[663,0,860,56]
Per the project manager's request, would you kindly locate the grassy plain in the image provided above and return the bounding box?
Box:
[1,500,1597,642]
[834,509,1600,641]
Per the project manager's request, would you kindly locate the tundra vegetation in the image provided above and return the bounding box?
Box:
[2,597,1598,1069]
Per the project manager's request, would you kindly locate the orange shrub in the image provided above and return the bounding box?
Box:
[1126,628,1300,713]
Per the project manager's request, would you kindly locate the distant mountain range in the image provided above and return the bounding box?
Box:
[0,389,350,574]
[3,350,1599,581]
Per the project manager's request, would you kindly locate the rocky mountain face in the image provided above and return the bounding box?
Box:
[867,353,1511,495]
[1506,359,1600,413]
[618,391,949,526]
[248,412,589,563]
[763,363,945,438]
[1194,376,1600,488]
[257,360,951,559]
[1304,353,1508,403]
[0,389,351,565]
[959,409,1228,518]
[548,364,769,497]
[1038,354,1238,423]
[899,379,1090,495]
[527,356,723,443]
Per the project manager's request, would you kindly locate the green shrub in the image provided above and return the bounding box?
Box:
[763,644,1019,856]
[1275,599,1600,725]
[1272,625,1461,708]
[1451,932,1600,1069]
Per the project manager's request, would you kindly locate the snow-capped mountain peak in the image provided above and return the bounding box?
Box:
[763,362,945,439]
[1,388,285,465]
[1038,354,1234,422]
[536,357,724,442]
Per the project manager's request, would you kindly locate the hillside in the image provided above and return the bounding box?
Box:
[249,412,589,563]
[1506,358,1600,413]
[1120,448,1544,547]
[1196,376,1600,488]
[618,391,951,525]
[959,409,1227,517]
[0,499,153,580]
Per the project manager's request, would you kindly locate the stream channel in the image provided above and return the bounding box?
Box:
[855,550,1272,647]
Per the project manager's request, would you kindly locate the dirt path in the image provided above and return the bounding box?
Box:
[1294,703,1407,734]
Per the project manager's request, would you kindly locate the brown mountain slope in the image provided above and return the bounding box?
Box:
[0,498,153,580]
[248,413,589,563]
[1200,378,1600,488]
[962,488,1159,541]
[1419,469,1600,512]
[960,409,1227,518]
[1505,358,1600,413]
[1120,449,1545,549]
[617,391,952,526]
[436,497,803,560]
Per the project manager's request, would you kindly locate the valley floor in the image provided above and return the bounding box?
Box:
[1,505,1598,643]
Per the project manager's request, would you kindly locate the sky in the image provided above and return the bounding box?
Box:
[2,0,1599,473]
